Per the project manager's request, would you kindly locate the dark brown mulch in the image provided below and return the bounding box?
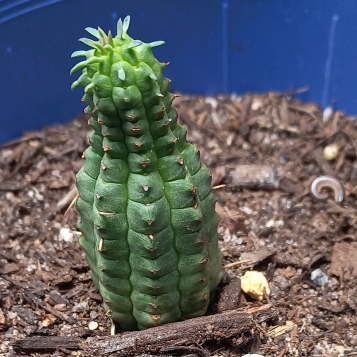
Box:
[1,91,357,357]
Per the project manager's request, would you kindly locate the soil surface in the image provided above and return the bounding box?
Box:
[1,91,357,357]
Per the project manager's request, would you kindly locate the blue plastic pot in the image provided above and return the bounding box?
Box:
[1,0,356,144]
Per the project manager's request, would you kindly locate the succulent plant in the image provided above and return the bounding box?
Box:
[70,16,223,331]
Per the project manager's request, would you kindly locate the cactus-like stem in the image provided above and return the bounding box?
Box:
[71,16,222,331]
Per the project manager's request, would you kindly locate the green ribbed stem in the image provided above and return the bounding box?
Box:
[71,16,222,331]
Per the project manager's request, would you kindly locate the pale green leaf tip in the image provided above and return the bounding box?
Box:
[128,40,142,49]
[86,56,105,64]
[93,42,105,53]
[149,40,165,48]
[70,60,87,75]
[123,15,131,34]
[78,38,97,49]
[108,30,113,42]
[85,27,100,39]
[70,68,77,75]
[117,18,123,38]
[98,27,107,39]
[71,81,79,90]
[84,82,96,93]
[79,37,92,42]
[71,50,87,58]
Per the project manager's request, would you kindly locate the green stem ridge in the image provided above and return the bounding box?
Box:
[71,15,223,330]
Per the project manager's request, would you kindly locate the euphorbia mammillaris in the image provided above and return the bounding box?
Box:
[71,16,223,331]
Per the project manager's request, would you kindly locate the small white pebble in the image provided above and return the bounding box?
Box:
[223,228,231,242]
[276,219,284,227]
[2,149,13,158]
[0,343,8,353]
[266,220,275,228]
[205,96,218,109]
[73,301,88,312]
[262,136,271,145]
[26,264,37,273]
[5,192,14,200]
[311,268,328,286]
[90,311,98,320]
[241,206,253,215]
[54,304,67,312]
[223,233,231,243]
[88,321,99,330]
[251,99,263,111]
[59,227,74,242]
[33,187,44,201]
[7,311,18,320]
[322,106,334,123]
[334,345,346,355]
[23,216,31,225]
[51,170,61,177]
[242,142,251,150]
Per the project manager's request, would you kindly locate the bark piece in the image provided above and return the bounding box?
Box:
[13,309,257,355]
[226,165,279,189]
[330,241,357,278]
[81,309,256,355]
[240,247,276,266]
[12,336,81,353]
[217,278,244,312]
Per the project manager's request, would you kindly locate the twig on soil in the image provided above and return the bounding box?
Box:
[180,112,225,144]
[0,183,26,191]
[327,199,357,214]
[0,275,74,324]
[0,132,44,148]
[212,184,226,190]
[248,304,278,324]
[223,259,252,269]
[24,289,74,324]
[282,86,309,97]
[288,104,318,121]
[48,144,78,159]
[223,205,241,222]
[276,342,288,357]
[63,188,79,217]
[239,95,251,138]
[46,186,78,220]
[246,304,272,314]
